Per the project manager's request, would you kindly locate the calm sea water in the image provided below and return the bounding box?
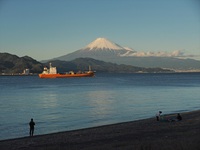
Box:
[0,73,200,140]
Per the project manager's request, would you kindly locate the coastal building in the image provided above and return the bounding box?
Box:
[23,69,30,75]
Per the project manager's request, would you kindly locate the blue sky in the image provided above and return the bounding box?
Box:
[0,0,199,60]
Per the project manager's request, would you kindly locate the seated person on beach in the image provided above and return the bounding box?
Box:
[176,113,182,121]
[168,113,182,122]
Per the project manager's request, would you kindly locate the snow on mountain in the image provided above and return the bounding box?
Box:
[84,38,125,50]
[73,37,134,58]
[53,37,137,61]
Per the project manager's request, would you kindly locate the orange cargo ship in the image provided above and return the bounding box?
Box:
[39,63,95,78]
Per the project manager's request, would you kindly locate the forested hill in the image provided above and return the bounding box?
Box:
[0,53,43,74]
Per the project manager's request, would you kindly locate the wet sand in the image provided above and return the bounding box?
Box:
[0,110,200,150]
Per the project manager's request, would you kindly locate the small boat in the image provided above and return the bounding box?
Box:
[39,63,95,78]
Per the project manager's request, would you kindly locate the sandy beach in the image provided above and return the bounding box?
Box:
[0,110,200,150]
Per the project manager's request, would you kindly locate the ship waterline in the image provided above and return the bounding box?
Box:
[39,72,94,78]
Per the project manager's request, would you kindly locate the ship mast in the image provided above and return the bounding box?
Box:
[49,63,52,68]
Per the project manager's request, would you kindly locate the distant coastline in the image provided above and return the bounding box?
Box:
[1,71,200,76]
[0,74,37,76]
[172,69,200,73]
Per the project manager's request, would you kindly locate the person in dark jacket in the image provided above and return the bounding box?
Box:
[29,118,35,136]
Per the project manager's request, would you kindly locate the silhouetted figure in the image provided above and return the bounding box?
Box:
[29,118,35,136]
[177,113,182,121]
[156,111,162,121]
[168,113,182,122]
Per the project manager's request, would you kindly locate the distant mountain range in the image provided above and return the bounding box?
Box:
[50,38,200,70]
[0,53,171,74]
[44,58,171,73]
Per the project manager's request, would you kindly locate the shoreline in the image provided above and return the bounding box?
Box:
[0,110,200,150]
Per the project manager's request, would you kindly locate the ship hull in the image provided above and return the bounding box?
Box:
[39,72,94,78]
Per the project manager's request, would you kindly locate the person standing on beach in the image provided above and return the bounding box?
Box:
[156,111,162,121]
[29,118,35,136]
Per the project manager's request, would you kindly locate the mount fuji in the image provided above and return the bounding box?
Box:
[51,38,200,70]
[55,37,135,60]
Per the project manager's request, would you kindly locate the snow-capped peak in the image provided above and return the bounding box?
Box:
[85,38,124,50]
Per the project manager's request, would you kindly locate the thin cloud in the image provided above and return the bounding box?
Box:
[120,50,196,58]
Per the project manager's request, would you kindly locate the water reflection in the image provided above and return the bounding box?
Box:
[86,90,115,116]
[40,92,59,109]
[79,90,124,127]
